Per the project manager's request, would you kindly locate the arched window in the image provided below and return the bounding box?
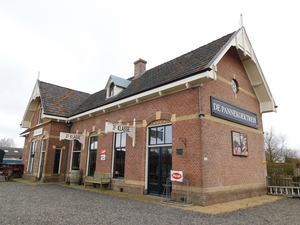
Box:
[71,140,82,170]
[27,140,38,172]
[113,132,126,178]
[109,82,115,97]
[87,136,98,176]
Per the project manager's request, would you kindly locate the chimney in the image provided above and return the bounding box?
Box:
[134,58,147,78]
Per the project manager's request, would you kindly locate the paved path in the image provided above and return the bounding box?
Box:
[0,180,299,224]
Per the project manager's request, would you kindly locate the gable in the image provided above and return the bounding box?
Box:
[21,80,41,128]
[207,27,276,113]
[21,80,90,128]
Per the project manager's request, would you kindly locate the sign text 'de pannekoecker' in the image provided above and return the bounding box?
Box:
[211,97,258,129]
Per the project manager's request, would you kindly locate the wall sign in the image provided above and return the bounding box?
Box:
[33,128,43,136]
[232,131,248,156]
[211,97,258,129]
[170,170,184,182]
[105,120,136,147]
[59,131,85,145]
[101,148,106,160]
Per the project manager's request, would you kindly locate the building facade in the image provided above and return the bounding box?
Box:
[20,27,276,206]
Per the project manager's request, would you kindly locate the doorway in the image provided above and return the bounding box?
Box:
[37,151,45,181]
[148,147,172,196]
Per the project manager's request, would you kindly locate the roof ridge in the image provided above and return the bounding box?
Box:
[39,80,91,95]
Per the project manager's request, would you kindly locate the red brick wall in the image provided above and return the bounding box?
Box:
[22,47,267,205]
[199,47,266,190]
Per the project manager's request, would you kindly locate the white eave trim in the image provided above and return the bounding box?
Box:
[67,70,214,120]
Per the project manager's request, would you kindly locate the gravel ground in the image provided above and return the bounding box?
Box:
[0,182,299,225]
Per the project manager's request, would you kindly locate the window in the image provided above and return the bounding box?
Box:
[87,136,98,176]
[27,140,37,172]
[109,82,115,97]
[38,107,43,124]
[113,132,126,178]
[53,148,61,174]
[71,140,82,170]
[149,125,172,145]
[38,139,47,180]
[41,139,47,152]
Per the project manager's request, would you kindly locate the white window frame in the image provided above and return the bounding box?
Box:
[27,140,38,172]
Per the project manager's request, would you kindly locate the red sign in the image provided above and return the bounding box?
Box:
[101,149,106,161]
[172,173,182,179]
[170,170,184,182]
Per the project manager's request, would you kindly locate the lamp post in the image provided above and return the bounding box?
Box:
[63,121,72,182]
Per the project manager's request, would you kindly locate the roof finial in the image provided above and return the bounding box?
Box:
[37,71,40,80]
[239,14,244,28]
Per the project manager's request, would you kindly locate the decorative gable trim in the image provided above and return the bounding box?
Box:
[206,27,277,113]
[21,80,41,128]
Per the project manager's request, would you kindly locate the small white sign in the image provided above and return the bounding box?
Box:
[59,131,85,145]
[101,149,106,161]
[105,121,136,147]
[33,128,43,136]
[170,170,184,182]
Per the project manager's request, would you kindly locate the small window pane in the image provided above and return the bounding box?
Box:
[115,133,121,147]
[120,133,126,147]
[110,82,115,96]
[73,140,82,151]
[90,137,98,150]
[156,126,164,144]
[165,125,172,143]
[149,127,157,145]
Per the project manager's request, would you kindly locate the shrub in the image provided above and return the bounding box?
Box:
[267,163,294,177]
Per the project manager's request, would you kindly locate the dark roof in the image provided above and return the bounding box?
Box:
[0,147,23,158]
[39,81,91,117]
[40,31,235,117]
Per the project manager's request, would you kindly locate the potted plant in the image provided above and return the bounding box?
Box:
[6,169,13,181]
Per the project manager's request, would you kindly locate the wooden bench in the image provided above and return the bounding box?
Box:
[84,172,111,190]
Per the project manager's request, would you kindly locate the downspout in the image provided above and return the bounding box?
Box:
[198,84,206,205]
[63,121,73,182]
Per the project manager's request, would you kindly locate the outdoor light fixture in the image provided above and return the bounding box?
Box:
[66,121,73,128]
[198,113,205,118]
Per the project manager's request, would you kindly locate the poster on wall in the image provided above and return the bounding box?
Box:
[232,131,248,156]
[101,149,106,160]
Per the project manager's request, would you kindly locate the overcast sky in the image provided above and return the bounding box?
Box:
[0,1,299,151]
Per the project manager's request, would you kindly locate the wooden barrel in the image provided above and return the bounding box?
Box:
[69,170,82,186]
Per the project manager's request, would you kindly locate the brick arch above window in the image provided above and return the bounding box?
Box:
[86,131,98,137]
[145,112,173,125]
[148,119,171,127]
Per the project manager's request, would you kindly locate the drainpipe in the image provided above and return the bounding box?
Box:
[63,121,73,182]
[198,85,206,206]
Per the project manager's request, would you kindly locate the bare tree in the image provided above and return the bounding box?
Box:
[283,148,298,163]
[264,126,298,162]
[0,138,16,148]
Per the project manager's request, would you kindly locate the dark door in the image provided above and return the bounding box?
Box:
[148,147,172,196]
[38,152,45,181]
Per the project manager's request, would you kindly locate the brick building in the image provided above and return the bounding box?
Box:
[20,27,276,206]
